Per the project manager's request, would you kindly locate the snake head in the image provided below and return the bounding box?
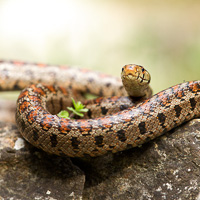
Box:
[121,64,151,97]
[121,64,151,85]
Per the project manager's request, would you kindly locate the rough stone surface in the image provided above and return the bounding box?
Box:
[0,99,16,123]
[1,119,200,200]
[81,119,200,200]
[0,122,85,200]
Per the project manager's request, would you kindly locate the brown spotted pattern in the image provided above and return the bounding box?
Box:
[0,60,126,97]
[1,61,200,157]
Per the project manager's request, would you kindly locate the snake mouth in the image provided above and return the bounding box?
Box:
[122,74,150,85]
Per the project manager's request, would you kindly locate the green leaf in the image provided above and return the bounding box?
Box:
[78,108,88,113]
[71,98,77,108]
[67,107,84,117]
[57,97,88,119]
[67,107,75,112]
[57,110,70,119]
[71,98,88,112]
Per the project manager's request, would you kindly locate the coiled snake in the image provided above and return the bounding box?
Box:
[1,60,200,157]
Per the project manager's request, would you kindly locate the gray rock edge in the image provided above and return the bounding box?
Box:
[0,119,200,200]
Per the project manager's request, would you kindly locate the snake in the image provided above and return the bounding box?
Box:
[0,60,200,157]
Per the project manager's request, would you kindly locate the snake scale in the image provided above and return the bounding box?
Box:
[0,60,200,157]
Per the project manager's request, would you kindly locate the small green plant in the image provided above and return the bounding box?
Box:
[57,98,88,119]
[57,110,70,119]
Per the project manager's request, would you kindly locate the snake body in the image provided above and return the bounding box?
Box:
[1,61,200,157]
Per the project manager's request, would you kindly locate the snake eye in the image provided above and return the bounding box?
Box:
[122,67,124,72]
[141,67,144,72]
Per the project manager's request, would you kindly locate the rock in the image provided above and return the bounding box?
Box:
[1,119,200,200]
[0,99,16,123]
[0,122,85,200]
[81,119,200,200]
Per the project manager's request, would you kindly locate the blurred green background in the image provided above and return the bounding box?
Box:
[0,0,200,96]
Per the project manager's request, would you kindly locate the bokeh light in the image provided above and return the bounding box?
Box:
[0,0,200,94]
